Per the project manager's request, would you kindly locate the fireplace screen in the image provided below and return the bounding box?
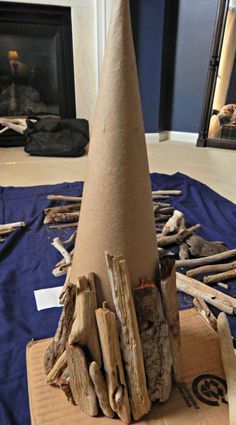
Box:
[0,2,75,143]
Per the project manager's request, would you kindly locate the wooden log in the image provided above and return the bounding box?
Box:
[160,257,181,383]
[176,248,236,269]
[105,252,151,421]
[193,297,217,331]
[162,210,184,236]
[203,269,236,284]
[217,312,236,425]
[157,224,201,247]
[176,272,236,315]
[187,261,236,278]
[68,275,102,367]
[66,344,98,417]
[47,194,82,202]
[89,361,115,418]
[44,284,76,374]
[46,351,67,384]
[134,280,173,401]
[95,304,131,424]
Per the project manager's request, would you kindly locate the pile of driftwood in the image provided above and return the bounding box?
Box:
[44,253,181,423]
[0,221,26,243]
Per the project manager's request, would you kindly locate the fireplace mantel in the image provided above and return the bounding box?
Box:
[3,0,114,123]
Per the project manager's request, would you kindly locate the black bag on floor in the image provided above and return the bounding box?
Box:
[24,117,89,157]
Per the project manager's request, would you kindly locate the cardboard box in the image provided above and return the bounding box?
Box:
[26,309,229,424]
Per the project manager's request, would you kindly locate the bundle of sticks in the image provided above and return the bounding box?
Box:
[44,253,181,423]
[0,221,26,243]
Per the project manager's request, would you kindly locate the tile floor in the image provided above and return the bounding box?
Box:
[0,141,235,203]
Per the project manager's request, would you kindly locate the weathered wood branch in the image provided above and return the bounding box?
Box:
[162,210,184,236]
[187,261,236,278]
[51,237,72,265]
[160,257,181,383]
[105,252,151,421]
[47,194,82,202]
[217,312,236,425]
[44,203,81,215]
[0,221,26,231]
[176,249,236,269]
[95,304,131,424]
[134,279,173,401]
[157,224,201,247]
[193,297,217,331]
[68,275,102,367]
[48,222,78,230]
[152,190,182,196]
[44,211,80,224]
[66,343,98,416]
[203,269,236,284]
[176,272,236,315]
[89,361,115,418]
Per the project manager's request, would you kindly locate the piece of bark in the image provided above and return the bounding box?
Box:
[95,305,131,424]
[105,252,151,421]
[152,190,182,196]
[51,237,72,265]
[44,211,80,224]
[186,235,227,257]
[66,344,98,416]
[160,257,181,383]
[48,222,78,230]
[193,297,217,331]
[203,269,236,284]
[187,261,236,278]
[176,248,236,269]
[46,351,67,384]
[134,280,173,401]
[162,210,184,236]
[217,312,236,425]
[158,206,175,215]
[47,194,82,202]
[89,361,115,418]
[157,224,201,247]
[176,272,236,315]
[59,266,72,304]
[68,275,102,367]
[44,284,76,374]
[179,242,190,260]
[57,367,73,403]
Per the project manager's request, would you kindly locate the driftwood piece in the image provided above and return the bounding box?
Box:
[89,361,115,418]
[66,344,98,416]
[193,297,217,331]
[105,252,151,421]
[187,261,236,278]
[68,275,102,367]
[217,312,236,425]
[63,231,77,246]
[160,257,181,383]
[56,367,73,403]
[47,194,82,202]
[0,221,26,231]
[152,190,182,196]
[59,266,72,304]
[48,222,78,230]
[44,284,76,374]
[176,248,236,269]
[179,242,190,260]
[217,282,229,289]
[186,235,227,257]
[44,211,80,224]
[0,228,14,236]
[44,203,81,215]
[176,272,236,314]
[162,210,184,235]
[52,262,71,277]
[51,237,72,265]
[157,224,201,247]
[46,351,67,384]
[95,304,131,424]
[134,280,172,402]
[203,269,236,284]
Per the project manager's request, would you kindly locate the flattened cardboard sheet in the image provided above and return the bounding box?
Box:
[26,309,229,425]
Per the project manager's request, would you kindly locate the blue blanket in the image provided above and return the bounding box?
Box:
[0,172,235,425]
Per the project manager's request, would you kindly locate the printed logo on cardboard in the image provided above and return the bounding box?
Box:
[192,374,227,406]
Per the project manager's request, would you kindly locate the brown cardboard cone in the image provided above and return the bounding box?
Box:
[70,0,158,309]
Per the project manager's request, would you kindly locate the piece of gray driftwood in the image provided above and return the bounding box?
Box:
[176,249,236,269]
[134,279,173,402]
[105,252,151,421]
[89,361,115,418]
[95,304,131,424]
[66,343,98,416]
[160,257,181,383]
[186,261,236,278]
[186,235,227,257]
[218,312,236,425]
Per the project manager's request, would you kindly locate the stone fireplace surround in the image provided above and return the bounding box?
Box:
[3,0,115,123]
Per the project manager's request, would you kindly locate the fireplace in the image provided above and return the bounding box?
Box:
[0,1,76,145]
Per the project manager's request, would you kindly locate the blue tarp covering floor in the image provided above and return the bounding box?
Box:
[0,172,235,425]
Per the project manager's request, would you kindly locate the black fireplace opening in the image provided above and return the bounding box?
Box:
[0,2,76,144]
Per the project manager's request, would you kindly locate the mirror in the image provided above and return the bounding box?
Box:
[197,0,236,149]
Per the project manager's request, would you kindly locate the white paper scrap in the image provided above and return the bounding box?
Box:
[34,286,64,311]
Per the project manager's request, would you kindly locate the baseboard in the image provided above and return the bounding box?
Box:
[145,131,198,144]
